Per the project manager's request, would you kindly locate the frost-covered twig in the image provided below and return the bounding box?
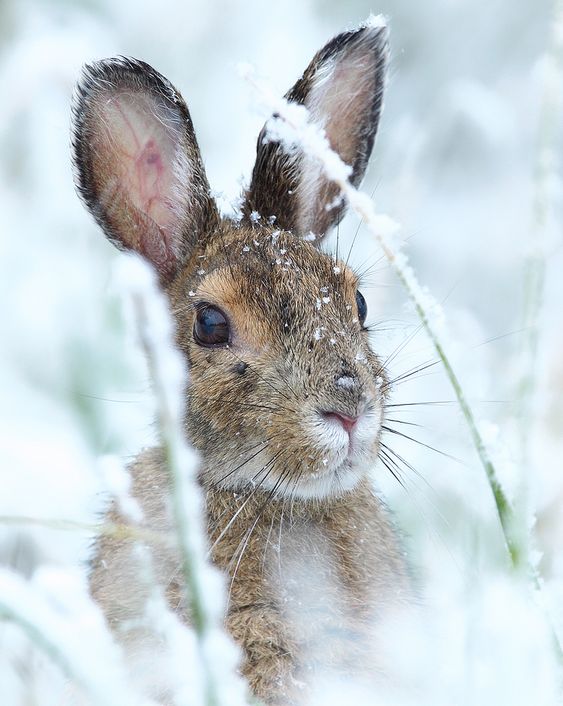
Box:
[123,259,246,706]
[240,61,520,568]
[0,568,137,706]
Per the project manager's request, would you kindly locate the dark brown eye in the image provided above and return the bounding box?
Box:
[193,305,230,347]
[356,290,367,327]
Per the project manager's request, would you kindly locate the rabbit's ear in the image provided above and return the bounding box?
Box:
[244,22,388,242]
[72,58,218,283]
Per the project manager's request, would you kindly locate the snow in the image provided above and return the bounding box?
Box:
[0,567,140,706]
[360,13,387,31]
[120,256,247,706]
[1,2,563,705]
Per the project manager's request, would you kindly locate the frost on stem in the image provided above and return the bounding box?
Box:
[240,39,518,568]
[118,256,246,706]
[518,0,563,464]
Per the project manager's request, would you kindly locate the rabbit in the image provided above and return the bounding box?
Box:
[72,20,411,706]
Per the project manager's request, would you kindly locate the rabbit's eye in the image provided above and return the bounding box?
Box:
[356,290,367,327]
[194,305,230,347]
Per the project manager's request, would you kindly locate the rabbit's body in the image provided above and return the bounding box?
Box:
[73,20,410,705]
[91,450,407,704]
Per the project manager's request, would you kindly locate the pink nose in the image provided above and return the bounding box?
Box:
[323,411,358,434]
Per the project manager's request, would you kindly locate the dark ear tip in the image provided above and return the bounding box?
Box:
[315,16,389,70]
[69,55,188,237]
[70,55,187,190]
[73,56,173,107]
[358,13,389,35]
[346,15,389,52]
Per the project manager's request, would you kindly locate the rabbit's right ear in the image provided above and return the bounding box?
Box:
[72,58,219,283]
[244,22,388,243]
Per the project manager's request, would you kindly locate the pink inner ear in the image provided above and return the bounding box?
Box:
[308,56,372,165]
[98,91,184,240]
[136,138,166,213]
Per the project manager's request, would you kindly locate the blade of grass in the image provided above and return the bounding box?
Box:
[125,260,246,706]
[241,53,518,567]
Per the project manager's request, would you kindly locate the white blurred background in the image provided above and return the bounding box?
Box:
[0,0,562,703]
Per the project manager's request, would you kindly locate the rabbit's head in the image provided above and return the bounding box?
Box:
[72,23,390,500]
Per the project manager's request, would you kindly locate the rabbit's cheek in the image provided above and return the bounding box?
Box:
[314,416,350,454]
[349,407,383,459]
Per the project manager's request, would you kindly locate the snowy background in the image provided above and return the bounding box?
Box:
[0,0,562,704]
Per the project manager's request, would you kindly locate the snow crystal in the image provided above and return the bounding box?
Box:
[336,376,356,389]
[361,13,388,30]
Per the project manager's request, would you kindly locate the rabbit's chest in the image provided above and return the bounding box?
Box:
[267,515,384,634]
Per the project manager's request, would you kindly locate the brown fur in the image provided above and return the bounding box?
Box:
[91,447,408,704]
[73,22,410,705]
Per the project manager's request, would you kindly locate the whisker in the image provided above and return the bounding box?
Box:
[377,448,455,559]
[379,441,439,491]
[76,392,143,403]
[214,440,270,485]
[381,426,461,464]
[385,359,440,388]
[208,453,283,556]
[227,465,293,605]
[384,417,424,428]
[217,399,288,414]
[472,327,528,349]
[377,451,407,489]
[261,511,278,572]
[381,323,425,370]
[384,400,458,408]
[355,255,387,283]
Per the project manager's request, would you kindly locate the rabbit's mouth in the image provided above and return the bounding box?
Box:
[206,401,382,501]
[282,403,382,500]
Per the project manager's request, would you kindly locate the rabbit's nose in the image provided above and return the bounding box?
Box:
[321,411,359,434]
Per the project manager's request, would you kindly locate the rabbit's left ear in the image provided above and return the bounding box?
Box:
[72,58,219,283]
[244,22,388,242]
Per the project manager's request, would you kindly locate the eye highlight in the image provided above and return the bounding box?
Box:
[193,305,230,347]
[356,290,367,327]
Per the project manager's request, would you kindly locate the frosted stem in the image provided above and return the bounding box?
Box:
[130,280,238,706]
[242,68,519,568]
[519,0,563,476]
